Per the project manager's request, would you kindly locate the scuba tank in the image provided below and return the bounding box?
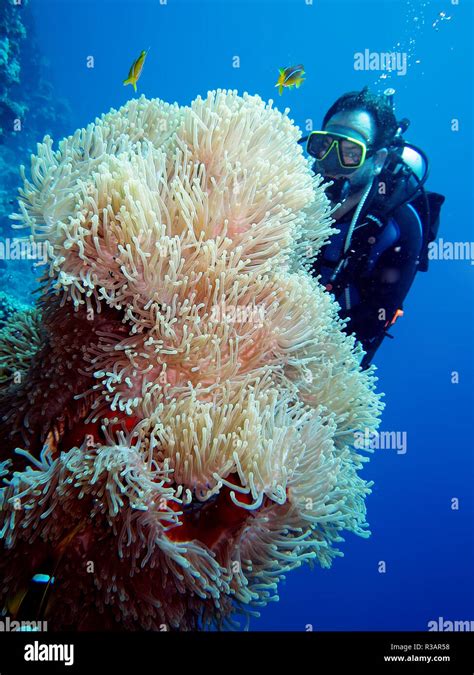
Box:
[370,88,445,272]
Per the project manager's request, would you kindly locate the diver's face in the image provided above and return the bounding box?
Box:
[322,110,388,191]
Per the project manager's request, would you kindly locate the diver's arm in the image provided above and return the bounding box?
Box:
[342,208,423,349]
[346,247,419,344]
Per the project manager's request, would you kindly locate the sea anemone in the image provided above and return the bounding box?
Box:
[0,90,383,630]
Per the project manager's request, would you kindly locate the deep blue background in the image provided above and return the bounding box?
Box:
[18,0,474,630]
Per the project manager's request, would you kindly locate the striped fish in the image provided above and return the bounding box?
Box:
[275,64,305,95]
[123,49,149,93]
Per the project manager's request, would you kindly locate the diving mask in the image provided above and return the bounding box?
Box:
[307,130,376,175]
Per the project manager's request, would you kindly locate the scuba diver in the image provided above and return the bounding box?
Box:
[300,86,445,369]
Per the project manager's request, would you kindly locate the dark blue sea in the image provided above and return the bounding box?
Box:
[0,0,472,633]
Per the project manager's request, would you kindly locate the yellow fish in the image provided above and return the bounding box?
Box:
[123,49,149,92]
[275,64,305,95]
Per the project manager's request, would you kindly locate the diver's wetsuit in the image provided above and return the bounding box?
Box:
[311,200,423,368]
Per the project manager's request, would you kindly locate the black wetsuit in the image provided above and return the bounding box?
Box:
[311,200,424,368]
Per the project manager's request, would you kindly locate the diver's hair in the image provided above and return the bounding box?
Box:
[322,86,398,149]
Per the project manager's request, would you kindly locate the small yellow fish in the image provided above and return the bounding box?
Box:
[275,64,305,95]
[123,49,149,93]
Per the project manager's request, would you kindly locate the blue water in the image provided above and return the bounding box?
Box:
[5,0,473,630]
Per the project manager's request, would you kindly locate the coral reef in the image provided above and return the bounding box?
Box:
[0,0,70,302]
[0,299,41,385]
[0,290,29,329]
[0,0,27,136]
[0,91,383,630]
[0,0,28,241]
